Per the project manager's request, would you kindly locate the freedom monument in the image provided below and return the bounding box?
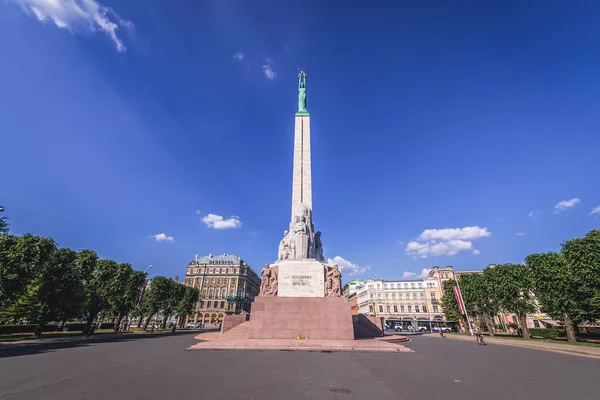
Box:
[249,72,354,340]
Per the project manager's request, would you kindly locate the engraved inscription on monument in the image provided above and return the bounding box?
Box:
[278,261,325,297]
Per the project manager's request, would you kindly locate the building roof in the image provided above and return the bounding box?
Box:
[189,253,243,265]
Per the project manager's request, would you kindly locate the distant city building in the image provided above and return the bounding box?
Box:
[183,254,260,325]
[342,279,364,297]
[355,276,444,327]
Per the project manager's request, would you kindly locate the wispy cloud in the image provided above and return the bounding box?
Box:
[262,57,277,80]
[528,210,541,218]
[516,232,526,236]
[201,213,242,229]
[553,198,580,214]
[9,0,133,52]
[590,206,600,216]
[152,233,174,242]
[232,51,244,61]
[195,210,202,215]
[327,256,370,276]
[405,226,491,258]
[402,268,431,279]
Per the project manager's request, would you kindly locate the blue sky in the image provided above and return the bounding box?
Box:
[1,1,599,281]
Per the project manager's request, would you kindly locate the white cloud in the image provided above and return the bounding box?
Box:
[516,232,526,236]
[262,58,277,80]
[201,213,242,229]
[590,206,600,216]
[9,0,133,52]
[553,198,580,214]
[417,226,491,241]
[405,226,490,258]
[528,210,541,218]
[402,268,431,279]
[232,51,244,61]
[152,233,174,242]
[195,210,202,215]
[327,256,370,276]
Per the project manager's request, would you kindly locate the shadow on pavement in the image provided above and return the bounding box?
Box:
[0,330,201,359]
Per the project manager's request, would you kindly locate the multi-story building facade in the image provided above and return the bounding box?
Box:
[183,254,260,325]
[355,276,444,329]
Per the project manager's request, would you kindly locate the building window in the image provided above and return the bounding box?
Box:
[423,305,427,313]
[384,284,388,289]
[230,288,235,297]
[220,301,225,308]
[430,292,436,300]
[408,305,412,313]
[401,305,405,313]
[218,278,222,284]
[377,293,382,299]
[223,290,227,298]
[418,283,422,288]
[391,293,396,299]
[369,305,373,313]
[433,305,439,313]
[412,292,417,299]
[393,305,398,313]
[217,268,222,274]
[377,284,381,289]
[216,289,220,298]
[411,283,415,288]
[420,292,425,300]
[235,268,239,274]
[204,278,209,284]
[213,301,218,308]
[231,278,236,285]
[415,305,420,313]
[187,278,192,285]
[385,293,389,299]
[386,305,391,313]
[224,278,229,284]
[378,305,383,313]
[370,293,374,300]
[209,268,213,273]
[202,290,207,298]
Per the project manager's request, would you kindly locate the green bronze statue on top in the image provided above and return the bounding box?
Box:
[296,71,309,116]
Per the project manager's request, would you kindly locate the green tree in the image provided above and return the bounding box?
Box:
[0,216,9,234]
[106,264,146,331]
[526,252,584,343]
[83,259,118,331]
[160,280,183,328]
[141,276,175,331]
[561,229,600,321]
[440,279,462,322]
[176,285,199,327]
[486,263,535,339]
[0,234,56,310]
[460,271,499,336]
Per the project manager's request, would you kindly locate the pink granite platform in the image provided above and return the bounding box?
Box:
[248,296,354,340]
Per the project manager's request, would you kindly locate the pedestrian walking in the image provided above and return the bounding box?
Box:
[439,328,445,338]
[87,323,96,338]
[475,326,486,345]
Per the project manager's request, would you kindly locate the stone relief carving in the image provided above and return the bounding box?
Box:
[259,265,279,297]
[278,231,290,261]
[325,265,342,297]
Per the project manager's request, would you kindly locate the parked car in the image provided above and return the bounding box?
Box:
[185,322,197,329]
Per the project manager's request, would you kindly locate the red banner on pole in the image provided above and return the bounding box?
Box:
[453,286,467,315]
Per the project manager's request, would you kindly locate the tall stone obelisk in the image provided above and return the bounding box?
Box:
[247,72,353,340]
[291,71,312,218]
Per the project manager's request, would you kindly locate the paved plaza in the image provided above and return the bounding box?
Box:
[0,332,597,400]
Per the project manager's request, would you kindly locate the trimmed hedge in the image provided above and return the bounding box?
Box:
[65,323,88,332]
[529,328,566,339]
[98,323,114,330]
[0,324,59,335]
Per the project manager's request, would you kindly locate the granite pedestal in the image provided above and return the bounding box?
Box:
[248,296,354,340]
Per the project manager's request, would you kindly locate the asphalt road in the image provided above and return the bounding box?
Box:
[0,332,597,400]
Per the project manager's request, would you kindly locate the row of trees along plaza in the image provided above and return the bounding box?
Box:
[440,229,600,343]
[0,216,199,337]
